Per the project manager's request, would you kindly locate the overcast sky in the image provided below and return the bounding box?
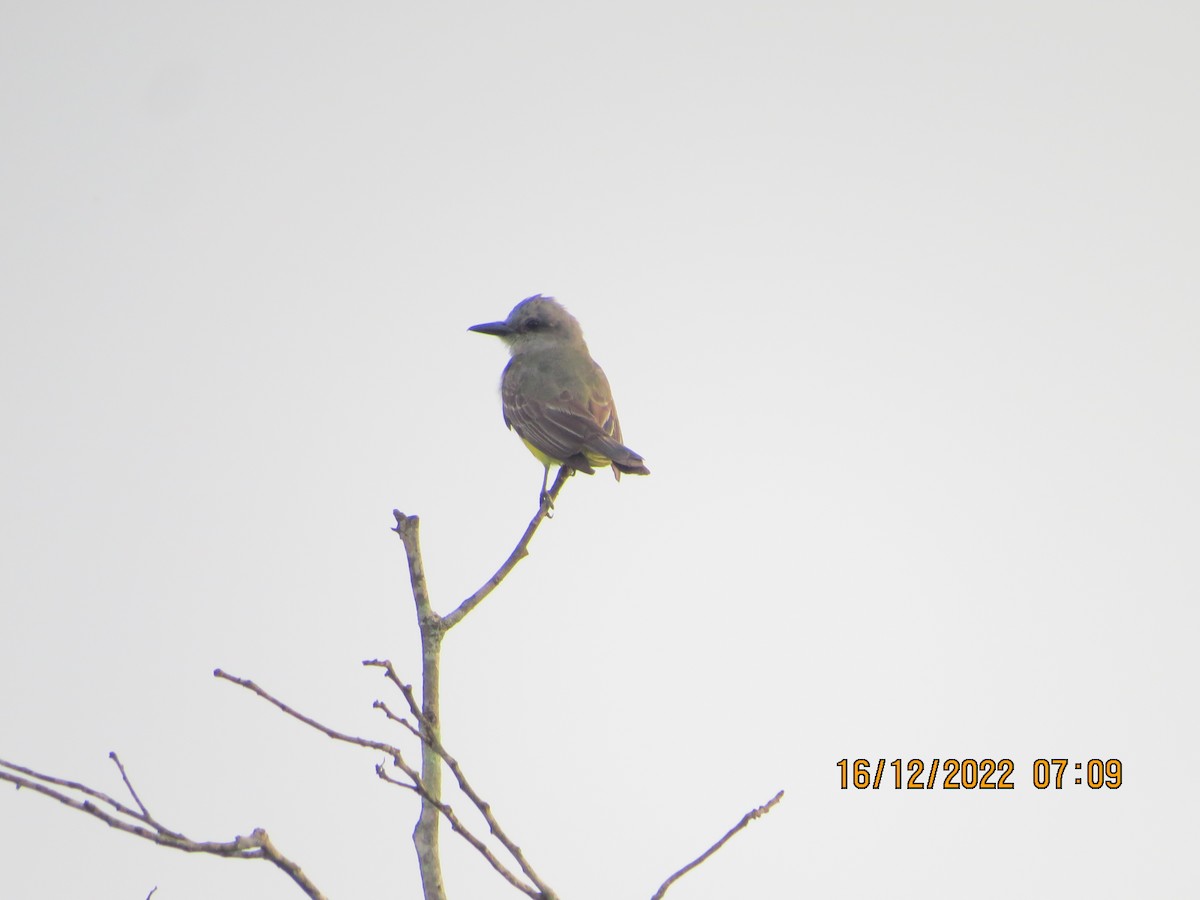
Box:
[2,2,1197,898]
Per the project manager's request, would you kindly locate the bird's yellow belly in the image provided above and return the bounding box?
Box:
[521,438,560,467]
[520,437,609,470]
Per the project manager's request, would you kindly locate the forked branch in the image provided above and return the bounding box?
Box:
[364,659,557,899]
[2,461,780,900]
[216,665,556,900]
[390,464,570,900]
[0,754,327,900]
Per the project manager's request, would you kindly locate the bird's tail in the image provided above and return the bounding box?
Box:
[611,459,650,481]
[582,435,650,480]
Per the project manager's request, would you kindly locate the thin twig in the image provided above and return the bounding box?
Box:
[1,756,141,820]
[0,758,328,900]
[650,790,785,900]
[441,466,570,629]
[213,669,407,762]
[372,699,413,729]
[0,768,225,853]
[109,752,150,818]
[109,752,181,839]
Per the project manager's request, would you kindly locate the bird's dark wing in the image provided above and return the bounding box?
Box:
[503,380,649,478]
[503,379,604,473]
[500,354,649,478]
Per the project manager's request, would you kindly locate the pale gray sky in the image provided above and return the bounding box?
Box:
[2,2,1197,898]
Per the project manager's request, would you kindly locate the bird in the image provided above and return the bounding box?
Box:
[469,294,649,505]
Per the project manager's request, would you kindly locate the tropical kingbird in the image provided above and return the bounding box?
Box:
[469,295,649,503]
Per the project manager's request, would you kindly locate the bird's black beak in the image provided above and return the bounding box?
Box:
[468,321,513,336]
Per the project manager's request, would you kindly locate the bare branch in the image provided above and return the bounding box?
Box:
[4,466,781,900]
[213,668,407,763]
[0,757,328,900]
[1,755,142,820]
[212,665,551,898]
[392,511,439,633]
[389,472,570,900]
[109,752,151,819]
[441,466,570,630]
[377,766,545,900]
[391,513,448,900]
[649,790,785,900]
[365,659,559,900]
[255,828,329,900]
[372,699,414,730]
[109,751,180,838]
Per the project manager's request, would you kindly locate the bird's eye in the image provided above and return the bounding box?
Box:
[525,318,543,331]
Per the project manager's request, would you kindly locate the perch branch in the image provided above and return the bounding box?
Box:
[442,466,571,629]
[388,468,566,899]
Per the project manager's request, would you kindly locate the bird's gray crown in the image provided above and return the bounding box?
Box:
[499,294,586,347]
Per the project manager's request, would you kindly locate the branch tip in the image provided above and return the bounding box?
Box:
[650,789,785,900]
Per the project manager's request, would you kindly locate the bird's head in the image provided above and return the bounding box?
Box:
[468,294,585,354]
